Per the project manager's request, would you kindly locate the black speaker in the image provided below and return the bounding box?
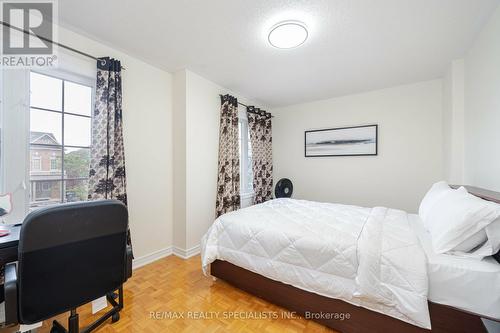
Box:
[275,178,293,198]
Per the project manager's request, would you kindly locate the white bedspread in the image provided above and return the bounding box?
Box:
[201,198,430,329]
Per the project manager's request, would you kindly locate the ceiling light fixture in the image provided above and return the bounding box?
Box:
[268,21,308,49]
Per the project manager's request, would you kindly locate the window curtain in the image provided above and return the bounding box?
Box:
[247,106,273,204]
[215,94,240,217]
[88,57,131,247]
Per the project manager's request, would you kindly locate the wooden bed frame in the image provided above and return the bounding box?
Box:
[211,185,500,333]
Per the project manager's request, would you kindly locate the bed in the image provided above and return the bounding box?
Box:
[201,186,500,333]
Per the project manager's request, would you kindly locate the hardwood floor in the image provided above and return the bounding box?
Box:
[38,255,335,333]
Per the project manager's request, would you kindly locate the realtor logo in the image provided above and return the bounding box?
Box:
[1,0,57,67]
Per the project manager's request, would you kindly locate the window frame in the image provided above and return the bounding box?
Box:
[28,69,95,208]
[31,155,41,171]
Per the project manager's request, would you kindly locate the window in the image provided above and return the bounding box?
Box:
[42,182,51,191]
[29,72,93,209]
[239,117,253,195]
[31,155,41,171]
[50,155,59,170]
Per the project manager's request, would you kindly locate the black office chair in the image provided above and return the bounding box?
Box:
[3,200,133,333]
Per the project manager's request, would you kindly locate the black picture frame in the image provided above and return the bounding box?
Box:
[304,124,378,157]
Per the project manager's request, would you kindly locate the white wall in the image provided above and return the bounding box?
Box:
[273,80,444,213]
[173,69,264,253]
[0,25,174,260]
[464,4,500,191]
[442,59,465,184]
[184,70,222,250]
[173,70,187,250]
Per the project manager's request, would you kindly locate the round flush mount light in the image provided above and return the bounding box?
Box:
[268,21,308,49]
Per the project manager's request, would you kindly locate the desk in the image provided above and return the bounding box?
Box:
[0,225,20,308]
[0,226,20,333]
[0,225,20,267]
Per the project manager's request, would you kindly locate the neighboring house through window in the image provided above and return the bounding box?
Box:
[29,71,93,208]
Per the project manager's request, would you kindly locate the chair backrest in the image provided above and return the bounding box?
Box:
[17,200,128,324]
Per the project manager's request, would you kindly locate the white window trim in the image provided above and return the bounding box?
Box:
[1,69,30,223]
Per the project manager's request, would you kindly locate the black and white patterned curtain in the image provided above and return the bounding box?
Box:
[88,57,131,246]
[247,106,273,204]
[215,95,240,217]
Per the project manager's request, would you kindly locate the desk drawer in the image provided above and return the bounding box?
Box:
[0,246,18,266]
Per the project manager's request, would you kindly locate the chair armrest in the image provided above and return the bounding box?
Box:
[125,245,133,280]
[4,262,18,326]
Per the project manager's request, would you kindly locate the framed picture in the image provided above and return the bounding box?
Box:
[304,124,378,157]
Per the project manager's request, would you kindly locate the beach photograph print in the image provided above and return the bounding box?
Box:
[305,125,378,157]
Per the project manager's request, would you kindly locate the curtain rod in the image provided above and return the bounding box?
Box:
[219,94,273,118]
[0,21,126,70]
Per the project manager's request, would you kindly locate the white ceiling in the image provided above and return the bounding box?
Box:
[59,0,499,107]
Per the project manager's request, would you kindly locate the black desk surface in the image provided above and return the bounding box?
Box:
[0,225,21,249]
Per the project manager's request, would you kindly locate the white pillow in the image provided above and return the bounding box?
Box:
[419,181,453,226]
[426,187,500,253]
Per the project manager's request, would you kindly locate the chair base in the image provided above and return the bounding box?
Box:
[50,287,123,333]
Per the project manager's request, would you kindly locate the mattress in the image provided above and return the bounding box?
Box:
[409,214,500,319]
[201,199,430,328]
